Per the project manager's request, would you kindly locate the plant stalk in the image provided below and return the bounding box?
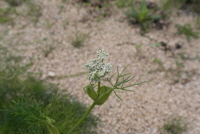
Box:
[67,101,96,134]
[98,81,101,95]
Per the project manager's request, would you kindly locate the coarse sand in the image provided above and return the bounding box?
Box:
[1,0,200,133]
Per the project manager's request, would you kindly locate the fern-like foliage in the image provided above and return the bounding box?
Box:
[0,48,99,134]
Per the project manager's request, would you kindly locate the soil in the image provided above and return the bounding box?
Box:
[0,0,200,134]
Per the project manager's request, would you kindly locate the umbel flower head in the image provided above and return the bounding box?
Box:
[84,49,149,105]
[84,49,112,82]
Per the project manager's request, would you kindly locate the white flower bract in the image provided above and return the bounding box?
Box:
[84,49,112,82]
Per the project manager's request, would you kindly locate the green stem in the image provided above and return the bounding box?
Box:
[98,81,100,89]
[98,81,101,95]
[67,102,96,134]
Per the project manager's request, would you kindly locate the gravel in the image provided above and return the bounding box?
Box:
[1,0,200,133]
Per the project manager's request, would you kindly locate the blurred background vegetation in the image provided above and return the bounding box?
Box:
[0,45,99,134]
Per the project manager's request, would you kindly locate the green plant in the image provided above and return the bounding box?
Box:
[161,117,188,134]
[135,44,143,52]
[175,60,184,68]
[42,44,56,57]
[0,0,42,25]
[115,0,134,8]
[63,20,69,29]
[161,0,200,13]
[1,94,99,134]
[176,24,199,41]
[25,1,42,24]
[62,0,68,2]
[67,49,149,134]
[0,48,147,134]
[192,0,200,13]
[96,8,109,22]
[153,58,163,65]
[4,0,29,6]
[45,19,54,28]
[177,52,188,60]
[71,33,89,48]
[57,5,65,14]
[135,44,144,58]
[126,0,162,32]
[0,7,17,24]
[183,0,200,13]
[150,43,162,47]
[196,17,200,29]
[0,48,99,134]
[161,0,187,12]
[1,97,59,134]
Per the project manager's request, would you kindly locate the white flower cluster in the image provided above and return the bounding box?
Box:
[97,49,108,60]
[84,49,112,82]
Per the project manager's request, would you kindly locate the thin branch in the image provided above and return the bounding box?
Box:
[113,90,123,101]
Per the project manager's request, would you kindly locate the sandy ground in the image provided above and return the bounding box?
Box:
[1,0,200,133]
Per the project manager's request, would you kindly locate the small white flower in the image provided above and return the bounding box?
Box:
[88,70,99,83]
[84,49,112,82]
[97,49,108,60]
